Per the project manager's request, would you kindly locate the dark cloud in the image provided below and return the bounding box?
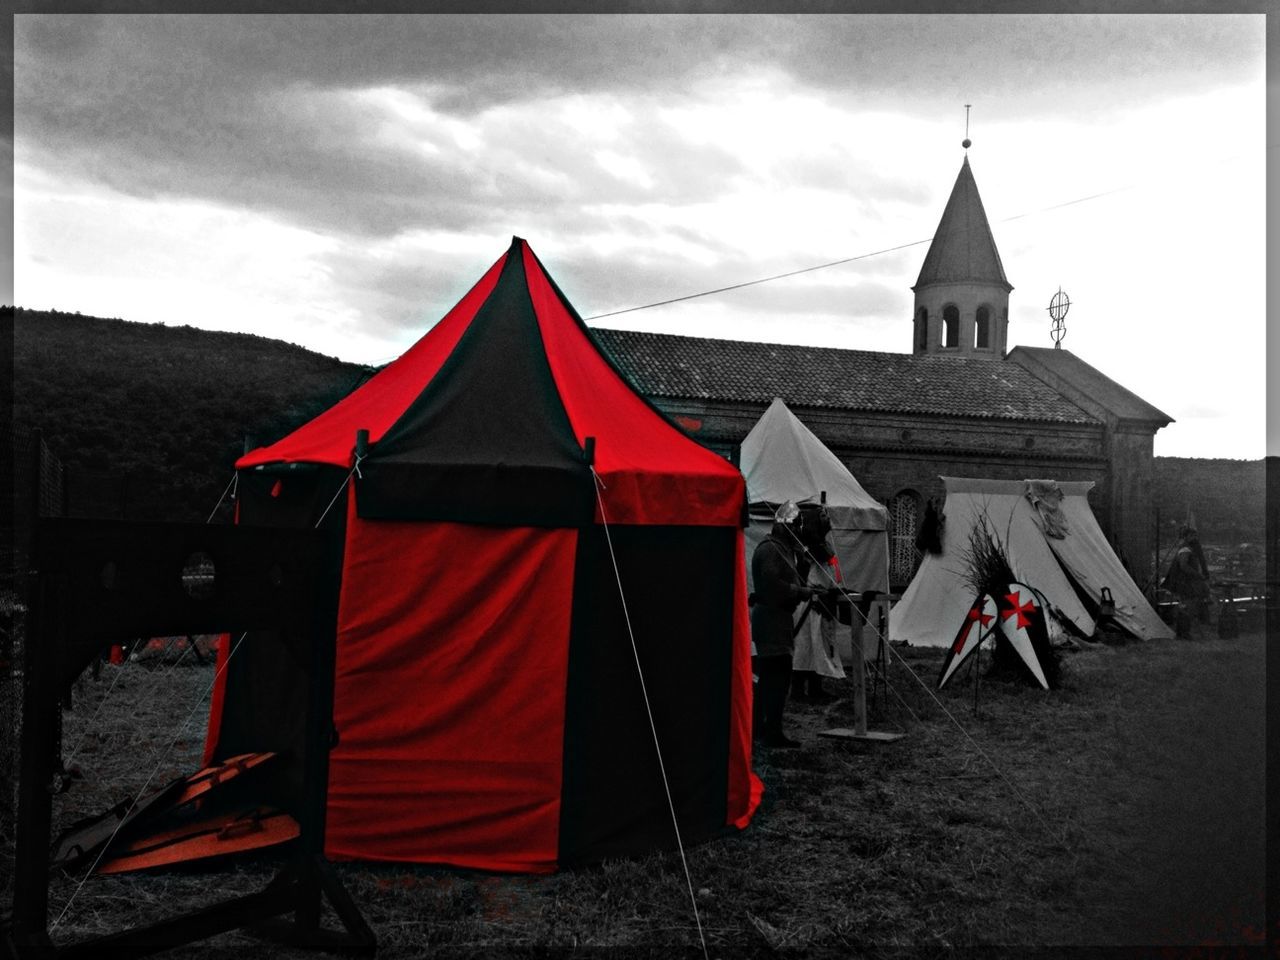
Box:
[17,18,755,243]
[16,14,1261,253]
[13,13,1261,343]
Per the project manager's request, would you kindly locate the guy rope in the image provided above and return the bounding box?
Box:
[591,467,710,960]
[780,523,1068,847]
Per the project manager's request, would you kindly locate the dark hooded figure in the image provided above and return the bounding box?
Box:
[1164,525,1211,638]
[751,501,821,748]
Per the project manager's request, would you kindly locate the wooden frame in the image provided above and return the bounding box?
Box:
[4,518,375,958]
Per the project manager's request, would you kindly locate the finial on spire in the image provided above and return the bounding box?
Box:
[962,104,972,151]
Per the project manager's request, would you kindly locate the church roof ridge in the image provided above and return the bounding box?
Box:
[912,156,1012,293]
[1006,345,1174,425]
[590,327,1098,425]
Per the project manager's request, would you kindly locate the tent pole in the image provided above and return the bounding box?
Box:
[973,645,981,717]
[851,616,868,736]
[1153,506,1160,599]
[818,594,903,743]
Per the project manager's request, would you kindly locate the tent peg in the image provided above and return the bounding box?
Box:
[583,436,596,465]
[243,435,256,455]
[355,429,370,460]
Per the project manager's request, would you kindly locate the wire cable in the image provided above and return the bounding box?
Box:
[205,472,238,524]
[582,146,1275,324]
[591,468,709,960]
[584,238,932,321]
[313,457,362,530]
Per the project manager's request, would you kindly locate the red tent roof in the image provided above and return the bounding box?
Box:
[239,238,744,527]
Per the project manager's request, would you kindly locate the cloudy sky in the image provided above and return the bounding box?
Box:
[12,14,1270,459]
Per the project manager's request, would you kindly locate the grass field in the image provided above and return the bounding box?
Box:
[6,621,1267,958]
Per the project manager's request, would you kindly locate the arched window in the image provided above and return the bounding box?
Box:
[915,307,928,351]
[887,489,923,588]
[975,305,991,349]
[942,305,959,348]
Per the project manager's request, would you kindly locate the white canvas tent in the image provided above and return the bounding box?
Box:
[889,477,1173,646]
[740,398,891,659]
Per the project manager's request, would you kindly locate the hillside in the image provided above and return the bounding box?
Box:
[9,308,1268,545]
[1152,456,1266,547]
[10,308,372,522]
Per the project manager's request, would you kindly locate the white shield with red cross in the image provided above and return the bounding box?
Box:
[998,581,1051,690]
[938,593,998,689]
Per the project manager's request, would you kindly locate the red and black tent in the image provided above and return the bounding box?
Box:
[203,237,761,872]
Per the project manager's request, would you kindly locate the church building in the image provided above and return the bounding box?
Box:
[593,151,1171,589]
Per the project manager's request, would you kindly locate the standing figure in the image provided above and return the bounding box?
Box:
[791,507,845,704]
[1164,525,1211,639]
[750,501,820,748]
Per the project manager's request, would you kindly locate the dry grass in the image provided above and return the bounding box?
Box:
[3,622,1266,958]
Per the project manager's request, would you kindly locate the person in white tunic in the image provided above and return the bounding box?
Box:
[791,513,846,702]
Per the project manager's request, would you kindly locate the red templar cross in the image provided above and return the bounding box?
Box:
[953,604,995,653]
[967,605,994,628]
[1002,591,1036,629]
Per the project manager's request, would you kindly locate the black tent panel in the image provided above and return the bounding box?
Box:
[558,525,735,865]
[357,238,593,526]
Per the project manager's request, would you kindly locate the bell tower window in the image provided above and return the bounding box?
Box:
[916,307,928,351]
[975,305,991,349]
[942,305,959,348]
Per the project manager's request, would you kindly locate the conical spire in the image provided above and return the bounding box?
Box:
[913,156,1012,292]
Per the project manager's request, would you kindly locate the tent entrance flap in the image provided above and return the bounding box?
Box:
[559,524,737,865]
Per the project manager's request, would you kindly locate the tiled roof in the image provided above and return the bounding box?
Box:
[1006,346,1173,425]
[591,329,1099,425]
[913,156,1012,292]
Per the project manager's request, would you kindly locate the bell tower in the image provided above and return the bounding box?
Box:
[910,137,1012,358]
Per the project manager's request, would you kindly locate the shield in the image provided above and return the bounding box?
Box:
[938,593,998,689]
[997,581,1052,690]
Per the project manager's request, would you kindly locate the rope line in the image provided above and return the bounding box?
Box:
[315,459,361,529]
[590,468,709,960]
[205,472,238,524]
[51,630,251,929]
[584,238,931,321]
[771,524,910,709]
[582,147,1274,323]
[778,524,1064,844]
[60,656,134,770]
[61,639,201,771]
[879,636,1064,843]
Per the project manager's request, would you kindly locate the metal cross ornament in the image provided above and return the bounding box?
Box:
[1047,287,1070,348]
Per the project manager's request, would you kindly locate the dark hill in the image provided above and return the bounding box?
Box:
[9,308,1267,546]
[1152,456,1266,549]
[10,307,373,522]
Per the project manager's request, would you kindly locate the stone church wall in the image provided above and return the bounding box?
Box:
[645,393,1110,513]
